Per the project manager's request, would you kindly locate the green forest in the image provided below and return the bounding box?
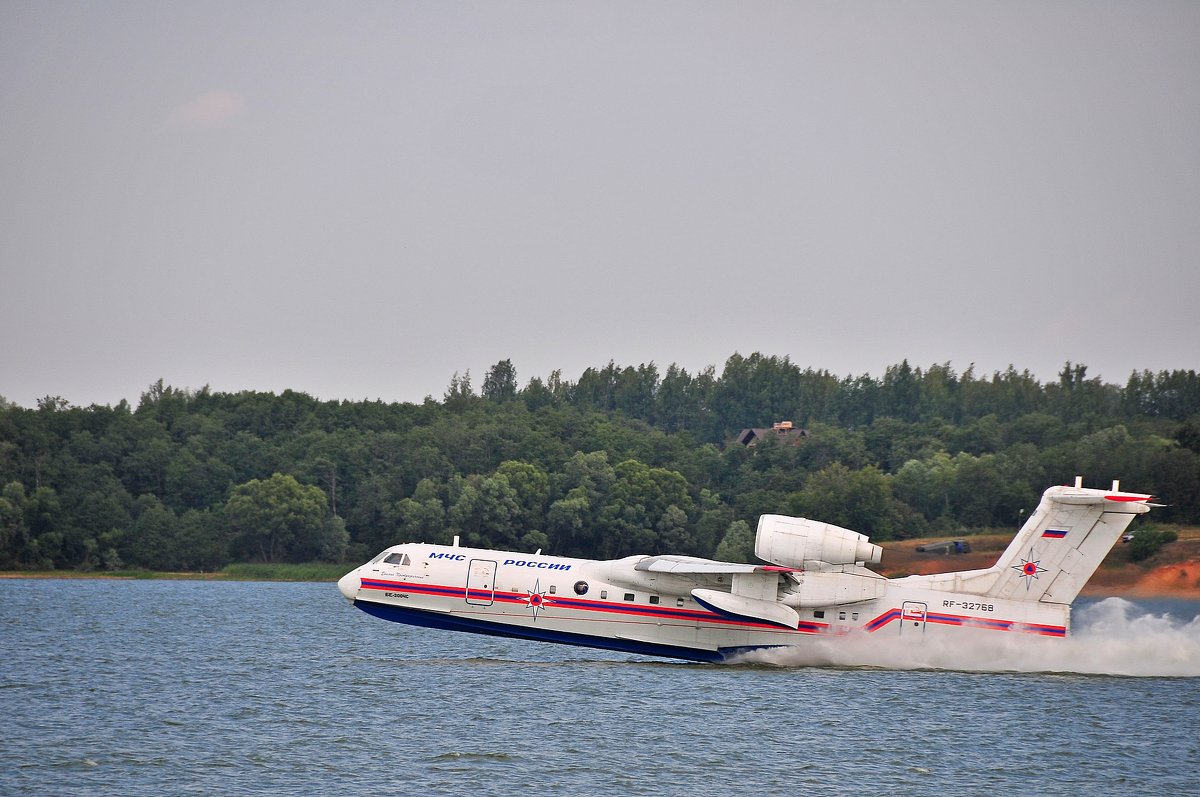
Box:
[2,354,1199,572]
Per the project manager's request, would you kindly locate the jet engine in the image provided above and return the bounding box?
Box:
[755,515,882,569]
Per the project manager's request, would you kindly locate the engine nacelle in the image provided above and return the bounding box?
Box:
[779,569,888,608]
[755,515,882,568]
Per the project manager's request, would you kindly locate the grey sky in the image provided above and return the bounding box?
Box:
[2,2,1197,409]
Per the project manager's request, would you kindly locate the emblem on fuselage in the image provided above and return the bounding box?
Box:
[522,579,554,620]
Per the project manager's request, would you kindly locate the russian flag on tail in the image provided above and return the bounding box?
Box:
[1042,528,1069,539]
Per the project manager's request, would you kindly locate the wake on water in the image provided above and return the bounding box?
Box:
[732,598,1200,676]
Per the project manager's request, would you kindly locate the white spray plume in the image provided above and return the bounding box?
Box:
[732,598,1200,677]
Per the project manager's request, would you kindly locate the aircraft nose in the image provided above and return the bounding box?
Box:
[337,569,360,601]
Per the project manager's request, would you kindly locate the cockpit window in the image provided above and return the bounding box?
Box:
[383,553,411,566]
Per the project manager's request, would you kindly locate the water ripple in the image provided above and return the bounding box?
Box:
[1,581,1197,796]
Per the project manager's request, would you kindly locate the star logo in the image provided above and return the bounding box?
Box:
[1012,548,1047,589]
[522,579,554,620]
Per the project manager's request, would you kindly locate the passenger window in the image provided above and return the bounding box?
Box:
[676,597,685,607]
[851,612,859,621]
[548,585,557,594]
[624,593,635,602]
[838,611,846,620]
[649,595,660,605]
[814,610,825,619]
[600,590,608,599]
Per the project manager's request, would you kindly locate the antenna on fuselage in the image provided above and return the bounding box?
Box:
[452,535,460,548]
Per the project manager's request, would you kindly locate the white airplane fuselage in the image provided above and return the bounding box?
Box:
[338,481,1152,663]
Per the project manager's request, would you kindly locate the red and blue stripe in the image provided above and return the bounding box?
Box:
[358,577,828,633]
[864,608,1066,637]
[355,578,1069,651]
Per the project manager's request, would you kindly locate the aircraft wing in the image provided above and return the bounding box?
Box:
[634,555,798,575]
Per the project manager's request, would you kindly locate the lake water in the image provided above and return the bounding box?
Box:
[2,579,1198,796]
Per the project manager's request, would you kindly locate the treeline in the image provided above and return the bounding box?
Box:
[1,355,1198,572]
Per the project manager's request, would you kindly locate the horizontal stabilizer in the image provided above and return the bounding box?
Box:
[691,588,800,629]
[1049,489,1154,507]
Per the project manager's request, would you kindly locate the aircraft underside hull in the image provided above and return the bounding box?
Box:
[349,574,1071,663]
[353,596,1071,664]
[353,598,733,662]
[350,573,832,661]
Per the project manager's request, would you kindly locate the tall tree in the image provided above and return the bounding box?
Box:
[713,520,755,563]
[443,371,476,412]
[482,359,518,402]
[225,473,327,562]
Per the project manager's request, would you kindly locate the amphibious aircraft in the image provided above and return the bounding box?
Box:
[337,478,1154,662]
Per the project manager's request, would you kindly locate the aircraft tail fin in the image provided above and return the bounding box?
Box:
[981,478,1153,604]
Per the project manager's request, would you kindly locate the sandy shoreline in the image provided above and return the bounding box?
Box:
[1082,560,1200,599]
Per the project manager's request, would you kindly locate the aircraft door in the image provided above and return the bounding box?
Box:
[465,559,497,606]
[900,601,927,635]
